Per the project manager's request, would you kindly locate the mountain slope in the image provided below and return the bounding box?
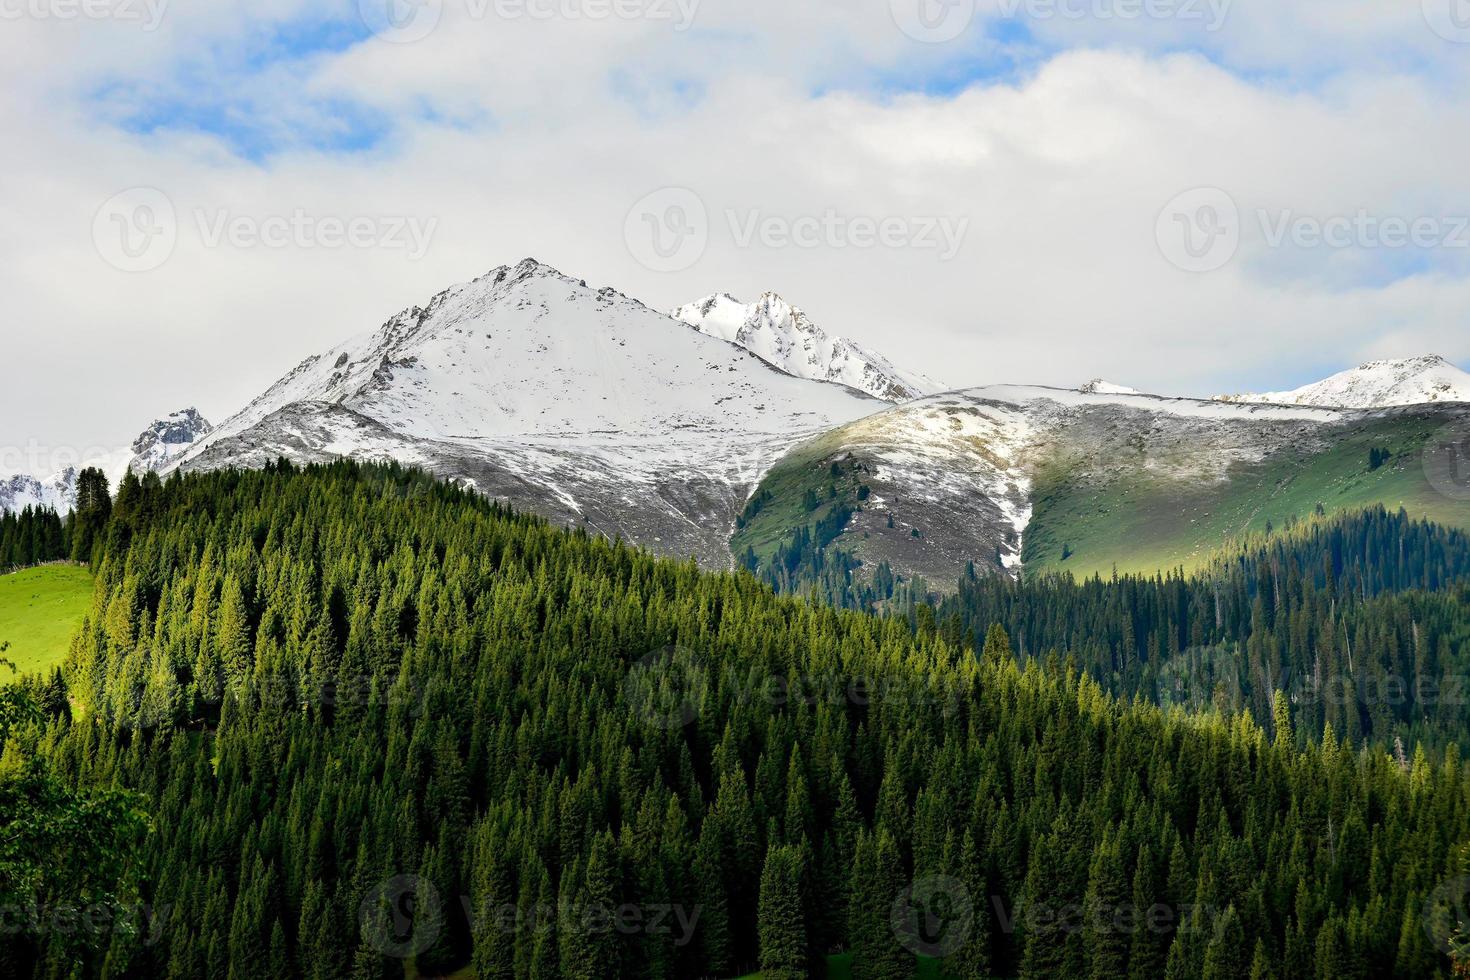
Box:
[672,292,943,402]
[0,409,212,515]
[0,470,77,516]
[169,259,881,564]
[1215,355,1470,408]
[735,385,1470,591]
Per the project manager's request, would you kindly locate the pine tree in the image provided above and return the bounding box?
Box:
[757,844,807,980]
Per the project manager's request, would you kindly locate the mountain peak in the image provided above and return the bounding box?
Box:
[130,408,214,473]
[1078,379,1141,395]
[1215,354,1470,408]
[468,257,584,293]
[672,292,943,402]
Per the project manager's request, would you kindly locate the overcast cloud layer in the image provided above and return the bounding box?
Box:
[3,0,1469,471]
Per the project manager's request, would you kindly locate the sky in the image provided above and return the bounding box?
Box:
[3,0,1470,473]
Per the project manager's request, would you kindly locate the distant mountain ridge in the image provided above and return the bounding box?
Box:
[0,409,213,516]
[6,259,1468,594]
[672,291,944,402]
[1215,355,1470,408]
[162,259,879,565]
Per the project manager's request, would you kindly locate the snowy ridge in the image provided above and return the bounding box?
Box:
[183,260,878,459]
[1215,355,1470,409]
[166,259,882,565]
[0,409,211,516]
[0,469,77,516]
[672,292,944,402]
[129,409,214,474]
[755,383,1360,588]
[1079,379,1141,395]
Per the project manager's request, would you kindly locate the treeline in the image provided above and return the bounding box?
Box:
[0,506,67,571]
[0,465,121,572]
[2,462,1468,978]
[932,507,1470,753]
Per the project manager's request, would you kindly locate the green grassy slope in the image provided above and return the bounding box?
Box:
[729,429,865,567]
[1024,413,1470,578]
[0,564,94,677]
[733,406,1470,591]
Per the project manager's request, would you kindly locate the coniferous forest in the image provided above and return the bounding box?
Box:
[4,462,1470,978]
[0,506,68,572]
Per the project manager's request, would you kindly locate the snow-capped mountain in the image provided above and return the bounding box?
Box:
[0,410,213,516]
[0,468,78,516]
[1215,356,1470,409]
[167,259,880,564]
[129,409,214,473]
[672,292,944,402]
[15,259,1470,586]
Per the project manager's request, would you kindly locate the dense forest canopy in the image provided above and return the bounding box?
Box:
[1,463,1469,978]
[935,508,1470,755]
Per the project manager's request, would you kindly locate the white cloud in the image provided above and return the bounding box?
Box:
[2,3,1469,462]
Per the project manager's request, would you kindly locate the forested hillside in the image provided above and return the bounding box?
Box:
[2,462,1469,978]
[934,508,1470,754]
